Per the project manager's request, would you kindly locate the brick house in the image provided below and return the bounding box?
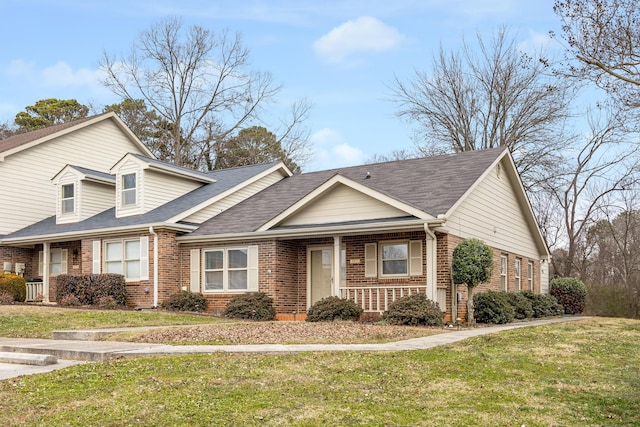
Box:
[0,115,550,321]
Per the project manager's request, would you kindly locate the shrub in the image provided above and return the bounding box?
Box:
[306,296,364,322]
[56,274,126,306]
[521,291,564,318]
[382,293,444,326]
[223,292,275,321]
[0,292,15,304]
[473,291,515,324]
[550,277,587,315]
[0,273,26,302]
[59,294,81,307]
[507,292,534,320]
[97,296,118,310]
[161,291,208,312]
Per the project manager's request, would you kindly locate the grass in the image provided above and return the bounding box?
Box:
[0,317,638,426]
[0,305,226,338]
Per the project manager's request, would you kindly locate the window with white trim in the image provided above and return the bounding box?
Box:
[61,183,75,214]
[122,173,137,206]
[527,261,533,291]
[204,248,248,291]
[380,241,409,277]
[500,255,507,291]
[38,249,68,276]
[105,239,141,280]
[515,258,521,291]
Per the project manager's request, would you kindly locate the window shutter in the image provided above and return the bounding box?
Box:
[92,241,101,274]
[409,240,423,276]
[247,245,259,292]
[190,249,200,292]
[139,236,149,280]
[60,249,68,274]
[364,243,377,278]
[38,251,43,276]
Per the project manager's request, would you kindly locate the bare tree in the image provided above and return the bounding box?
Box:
[553,0,640,107]
[101,17,310,170]
[391,27,575,188]
[545,104,639,278]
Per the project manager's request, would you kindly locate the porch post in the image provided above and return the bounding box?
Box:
[424,225,437,302]
[333,236,341,297]
[42,242,50,303]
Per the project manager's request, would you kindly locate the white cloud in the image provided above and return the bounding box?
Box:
[313,16,404,64]
[307,128,365,170]
[41,61,103,88]
[518,30,553,54]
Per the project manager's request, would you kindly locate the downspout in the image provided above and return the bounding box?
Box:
[149,226,159,308]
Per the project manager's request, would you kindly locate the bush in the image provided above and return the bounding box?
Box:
[161,291,208,312]
[306,296,364,322]
[473,291,515,324]
[97,296,118,310]
[0,292,15,304]
[0,273,26,302]
[522,291,564,318]
[550,277,587,315]
[506,292,534,320]
[56,274,126,306]
[223,292,275,320]
[382,293,444,326]
[59,294,81,307]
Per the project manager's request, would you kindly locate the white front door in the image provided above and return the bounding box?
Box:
[308,247,333,307]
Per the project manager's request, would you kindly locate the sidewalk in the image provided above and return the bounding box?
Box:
[0,317,588,379]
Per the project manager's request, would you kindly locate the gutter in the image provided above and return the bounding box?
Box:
[149,226,159,308]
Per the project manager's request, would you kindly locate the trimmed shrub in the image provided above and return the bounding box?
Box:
[474,291,514,324]
[161,291,208,312]
[59,294,81,307]
[507,292,534,320]
[223,292,275,320]
[306,296,364,322]
[56,274,126,306]
[0,273,26,302]
[550,277,587,315]
[521,291,564,318]
[383,293,444,326]
[97,296,119,310]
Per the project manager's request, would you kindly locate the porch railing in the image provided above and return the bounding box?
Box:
[25,281,44,302]
[339,285,428,313]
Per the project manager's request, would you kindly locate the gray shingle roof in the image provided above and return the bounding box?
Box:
[190,147,507,236]
[67,165,115,183]
[128,153,215,182]
[3,161,281,240]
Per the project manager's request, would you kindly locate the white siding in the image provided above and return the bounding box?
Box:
[143,169,202,214]
[0,119,147,235]
[447,159,540,259]
[79,181,115,220]
[281,184,409,227]
[183,170,284,224]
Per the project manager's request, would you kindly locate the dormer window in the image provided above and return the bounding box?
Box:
[61,183,75,214]
[122,173,137,206]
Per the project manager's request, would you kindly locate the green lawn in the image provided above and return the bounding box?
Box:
[1,317,638,426]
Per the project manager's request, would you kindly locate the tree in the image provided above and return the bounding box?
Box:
[452,238,494,324]
[391,27,574,188]
[14,98,89,131]
[214,126,300,172]
[100,16,310,170]
[553,0,640,107]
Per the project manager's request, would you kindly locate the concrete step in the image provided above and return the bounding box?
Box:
[0,351,58,366]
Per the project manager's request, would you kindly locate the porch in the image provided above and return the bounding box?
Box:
[340,285,448,314]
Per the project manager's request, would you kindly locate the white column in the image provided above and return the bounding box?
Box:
[333,236,341,297]
[424,225,437,301]
[42,242,50,303]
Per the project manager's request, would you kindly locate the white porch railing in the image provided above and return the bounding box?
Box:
[25,281,44,302]
[339,285,428,313]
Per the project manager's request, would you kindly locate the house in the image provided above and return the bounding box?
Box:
[0,114,550,321]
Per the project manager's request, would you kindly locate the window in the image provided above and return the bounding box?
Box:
[500,255,507,291]
[61,183,75,214]
[527,262,533,291]
[380,242,408,277]
[204,248,248,291]
[38,249,67,276]
[122,173,137,206]
[515,258,521,291]
[105,239,144,280]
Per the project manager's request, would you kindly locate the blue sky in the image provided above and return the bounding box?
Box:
[0,0,563,171]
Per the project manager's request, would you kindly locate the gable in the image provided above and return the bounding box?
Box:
[446,158,545,259]
[280,183,412,227]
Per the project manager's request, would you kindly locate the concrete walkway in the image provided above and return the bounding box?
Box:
[0,317,588,379]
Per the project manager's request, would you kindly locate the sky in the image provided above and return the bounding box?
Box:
[0,0,564,171]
